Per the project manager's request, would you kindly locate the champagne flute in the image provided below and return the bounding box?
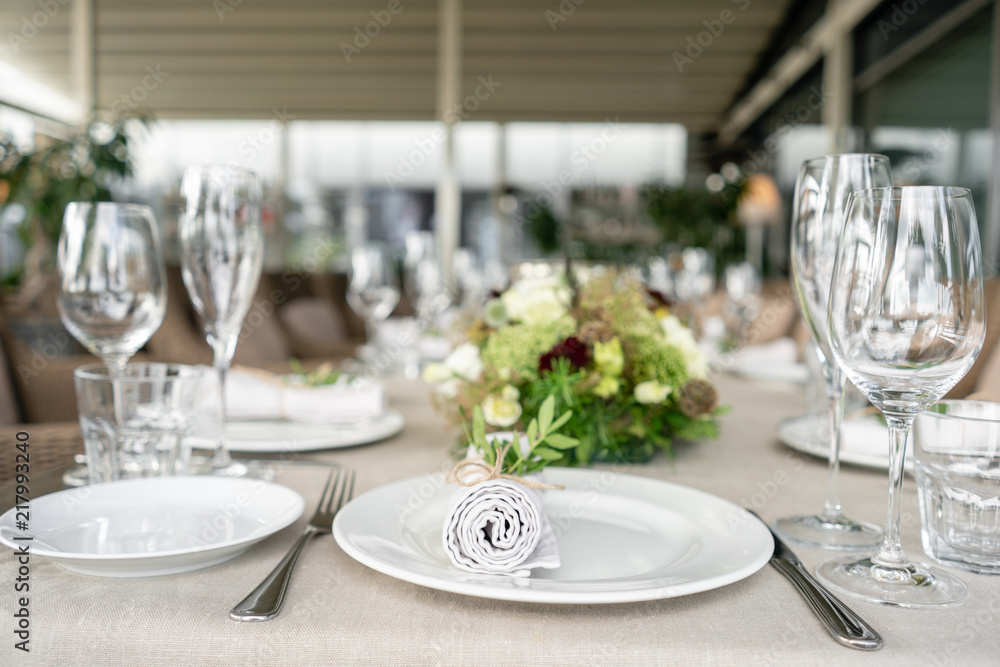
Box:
[178,165,263,476]
[57,202,167,372]
[820,186,985,607]
[774,154,890,550]
[347,244,400,361]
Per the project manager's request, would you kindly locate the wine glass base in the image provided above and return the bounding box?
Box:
[185,455,275,481]
[816,555,970,608]
[772,514,884,551]
[62,465,90,487]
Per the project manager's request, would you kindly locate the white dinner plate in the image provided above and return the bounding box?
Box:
[333,468,773,604]
[187,411,404,453]
[0,477,304,577]
[777,413,911,472]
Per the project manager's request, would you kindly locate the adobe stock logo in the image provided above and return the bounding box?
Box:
[672,0,751,73]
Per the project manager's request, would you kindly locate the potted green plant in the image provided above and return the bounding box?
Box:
[0,115,139,312]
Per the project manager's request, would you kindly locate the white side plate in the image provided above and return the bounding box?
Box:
[0,477,304,577]
[187,411,404,453]
[333,468,773,604]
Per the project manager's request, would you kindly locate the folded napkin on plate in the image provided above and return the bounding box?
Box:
[443,478,560,578]
[419,336,452,362]
[198,366,385,424]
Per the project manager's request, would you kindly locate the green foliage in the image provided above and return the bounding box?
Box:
[285,359,349,386]
[480,317,575,381]
[467,394,579,476]
[641,180,746,272]
[511,358,719,465]
[526,205,561,255]
[627,333,689,387]
[0,116,144,282]
[439,275,723,469]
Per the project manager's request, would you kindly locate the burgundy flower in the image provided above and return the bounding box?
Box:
[645,288,674,308]
[539,337,590,374]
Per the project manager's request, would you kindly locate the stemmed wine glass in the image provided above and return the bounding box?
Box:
[347,244,400,362]
[57,202,167,373]
[820,186,985,607]
[673,247,715,336]
[178,166,264,477]
[724,262,761,345]
[404,231,450,322]
[452,247,487,313]
[774,154,890,550]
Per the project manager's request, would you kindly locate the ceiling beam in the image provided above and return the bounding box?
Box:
[718,0,882,144]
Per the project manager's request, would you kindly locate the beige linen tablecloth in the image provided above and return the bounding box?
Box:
[2,375,998,666]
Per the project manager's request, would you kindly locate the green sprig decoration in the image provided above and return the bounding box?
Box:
[464,395,579,477]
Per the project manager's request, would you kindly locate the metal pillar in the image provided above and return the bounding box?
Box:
[435,0,462,281]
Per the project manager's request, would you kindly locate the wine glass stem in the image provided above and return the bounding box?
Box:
[365,318,378,347]
[213,349,232,468]
[104,353,130,478]
[104,352,130,421]
[872,415,912,568]
[821,370,846,521]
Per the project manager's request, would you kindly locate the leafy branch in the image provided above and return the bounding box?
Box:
[465,395,578,476]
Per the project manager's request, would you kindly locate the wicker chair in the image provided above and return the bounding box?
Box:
[0,313,84,482]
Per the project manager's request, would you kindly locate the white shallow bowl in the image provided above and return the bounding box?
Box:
[334,467,773,604]
[0,476,304,577]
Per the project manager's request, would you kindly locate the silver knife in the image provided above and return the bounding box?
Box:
[749,510,883,651]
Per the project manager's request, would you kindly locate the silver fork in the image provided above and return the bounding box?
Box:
[230,467,356,621]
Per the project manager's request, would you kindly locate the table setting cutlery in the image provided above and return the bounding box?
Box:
[231,467,356,621]
[749,510,882,651]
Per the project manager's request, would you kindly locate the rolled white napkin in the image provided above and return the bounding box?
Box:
[198,366,385,424]
[442,478,560,578]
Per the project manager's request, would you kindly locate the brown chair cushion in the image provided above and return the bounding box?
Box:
[232,275,293,367]
[144,266,213,366]
[746,279,800,346]
[948,277,1000,399]
[279,297,349,359]
[0,329,21,425]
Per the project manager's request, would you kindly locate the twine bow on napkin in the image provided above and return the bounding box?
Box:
[447,442,565,490]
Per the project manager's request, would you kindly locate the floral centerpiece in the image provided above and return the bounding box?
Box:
[424,271,721,464]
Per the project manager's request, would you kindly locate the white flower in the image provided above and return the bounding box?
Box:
[444,343,483,382]
[483,298,507,328]
[635,380,671,405]
[499,384,520,402]
[422,362,452,384]
[500,277,571,326]
[437,378,462,399]
[481,392,522,428]
[660,315,709,378]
